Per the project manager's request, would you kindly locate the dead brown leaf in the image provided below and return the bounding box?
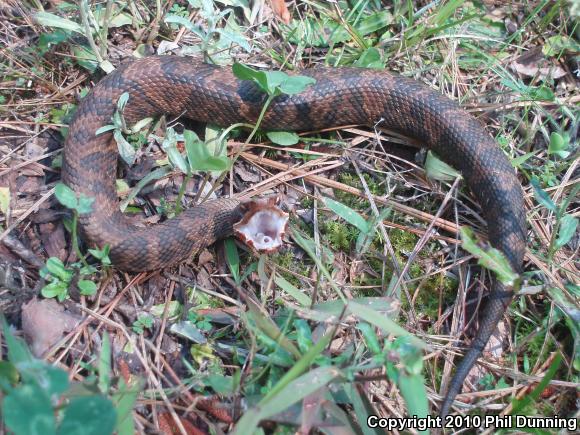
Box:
[21,298,81,357]
[511,60,567,80]
[197,249,214,267]
[510,49,567,80]
[270,0,290,24]
[39,221,67,260]
[234,164,260,183]
[158,412,207,435]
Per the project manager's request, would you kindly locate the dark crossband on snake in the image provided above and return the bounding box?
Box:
[62,55,526,417]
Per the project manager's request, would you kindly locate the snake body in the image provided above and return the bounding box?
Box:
[62,56,526,416]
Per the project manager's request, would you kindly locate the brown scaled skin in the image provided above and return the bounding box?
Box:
[62,56,526,416]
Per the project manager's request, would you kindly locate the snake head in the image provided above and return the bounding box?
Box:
[234,197,288,253]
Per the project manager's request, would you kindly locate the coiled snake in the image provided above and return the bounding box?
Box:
[62,56,526,417]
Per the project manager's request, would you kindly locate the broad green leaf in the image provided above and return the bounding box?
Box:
[116,92,130,111]
[113,129,136,166]
[78,280,97,296]
[77,194,95,215]
[150,300,182,318]
[183,128,203,168]
[189,140,230,171]
[232,63,269,93]
[205,374,236,395]
[425,151,460,181]
[79,264,98,276]
[95,125,117,135]
[231,63,257,81]
[460,227,519,287]
[37,30,70,55]
[233,64,315,96]
[277,75,316,95]
[54,183,78,210]
[565,283,580,297]
[130,117,153,134]
[3,384,56,435]
[293,319,314,352]
[45,257,72,282]
[88,245,110,262]
[23,364,70,398]
[266,131,299,146]
[41,280,69,300]
[263,70,288,95]
[58,395,117,435]
[530,178,557,212]
[204,124,223,155]
[113,378,139,435]
[184,129,230,172]
[555,215,578,250]
[170,321,206,343]
[35,12,83,34]
[110,12,133,28]
[354,47,383,68]
[529,85,555,101]
[162,128,188,173]
[548,132,571,158]
[323,197,369,232]
[72,45,98,73]
[204,124,229,175]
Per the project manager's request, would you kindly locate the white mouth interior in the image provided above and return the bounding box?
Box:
[234,210,288,251]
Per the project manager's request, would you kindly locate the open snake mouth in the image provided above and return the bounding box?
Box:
[233,197,288,252]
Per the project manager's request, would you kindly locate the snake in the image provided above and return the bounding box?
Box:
[61,55,526,417]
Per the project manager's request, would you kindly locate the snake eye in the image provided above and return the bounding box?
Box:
[234,198,288,252]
